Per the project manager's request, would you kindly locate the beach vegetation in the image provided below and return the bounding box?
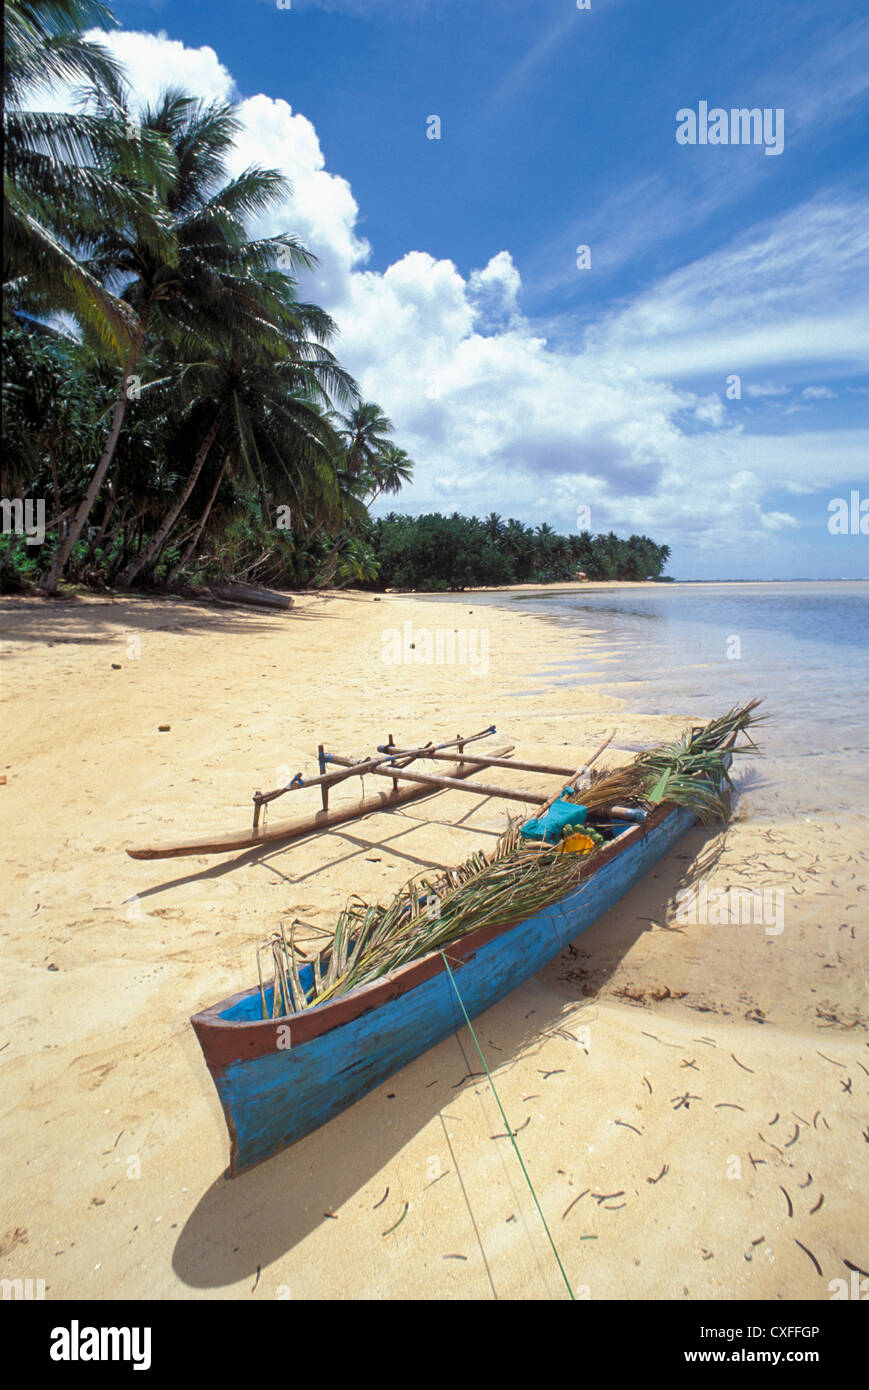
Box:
[2,0,670,598]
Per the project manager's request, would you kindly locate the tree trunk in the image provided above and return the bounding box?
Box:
[81,493,117,568]
[313,547,341,589]
[116,413,222,589]
[47,443,61,521]
[147,463,219,577]
[105,507,145,582]
[41,320,147,594]
[167,456,227,585]
[100,505,129,560]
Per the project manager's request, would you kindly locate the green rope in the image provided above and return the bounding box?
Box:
[438,950,575,1300]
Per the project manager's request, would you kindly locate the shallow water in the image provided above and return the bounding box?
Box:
[431,582,869,824]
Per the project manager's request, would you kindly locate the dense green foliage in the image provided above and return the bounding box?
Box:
[0,0,404,593]
[2,0,670,596]
[368,513,670,589]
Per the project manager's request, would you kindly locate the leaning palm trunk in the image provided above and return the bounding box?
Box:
[41,317,148,594]
[313,552,340,588]
[117,414,222,588]
[166,456,227,585]
[80,494,118,569]
[313,531,349,588]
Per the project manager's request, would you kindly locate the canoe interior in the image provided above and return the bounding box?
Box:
[224,968,316,1023]
[219,824,639,1025]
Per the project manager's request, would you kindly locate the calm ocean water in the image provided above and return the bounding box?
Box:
[430,582,869,824]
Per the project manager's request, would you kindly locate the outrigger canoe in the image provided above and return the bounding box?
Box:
[191,752,731,1176]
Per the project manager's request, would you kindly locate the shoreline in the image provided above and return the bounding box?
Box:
[425,578,869,594]
[0,590,864,1299]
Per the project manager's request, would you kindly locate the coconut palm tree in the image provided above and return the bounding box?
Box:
[362,443,414,506]
[164,452,230,585]
[332,536,379,586]
[336,400,393,477]
[147,328,356,586]
[533,521,556,575]
[4,0,121,108]
[3,0,175,355]
[484,511,504,547]
[40,88,311,592]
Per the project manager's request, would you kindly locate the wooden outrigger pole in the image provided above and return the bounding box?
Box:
[125,726,618,862]
[129,727,503,861]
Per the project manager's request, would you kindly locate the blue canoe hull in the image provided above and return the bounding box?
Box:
[192,798,700,1176]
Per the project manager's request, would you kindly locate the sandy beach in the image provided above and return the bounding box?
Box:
[1,589,866,1301]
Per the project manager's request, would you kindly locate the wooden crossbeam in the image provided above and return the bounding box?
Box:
[326,751,537,805]
[422,751,577,776]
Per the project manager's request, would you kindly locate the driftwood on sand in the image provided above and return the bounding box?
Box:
[176,581,294,611]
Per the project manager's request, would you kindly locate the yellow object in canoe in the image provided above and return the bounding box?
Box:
[561,831,596,855]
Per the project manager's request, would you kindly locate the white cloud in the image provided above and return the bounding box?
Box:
[801,385,838,399]
[525,12,869,304]
[587,197,869,379]
[226,94,371,304]
[468,251,522,330]
[485,8,580,113]
[100,28,236,106]
[746,381,790,397]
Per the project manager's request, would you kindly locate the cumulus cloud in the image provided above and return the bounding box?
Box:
[225,94,371,305]
[468,251,522,331]
[101,28,236,106]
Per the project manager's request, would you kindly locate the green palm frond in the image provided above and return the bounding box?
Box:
[4,187,137,355]
[4,0,123,106]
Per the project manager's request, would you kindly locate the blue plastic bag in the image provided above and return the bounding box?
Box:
[519,796,587,843]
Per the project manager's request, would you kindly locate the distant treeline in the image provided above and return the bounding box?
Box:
[369,513,670,590]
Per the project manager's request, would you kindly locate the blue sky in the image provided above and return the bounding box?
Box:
[94,0,868,576]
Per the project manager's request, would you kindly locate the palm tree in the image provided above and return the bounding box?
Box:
[333,536,379,587]
[363,443,414,505]
[336,401,393,477]
[121,314,356,586]
[164,452,230,585]
[3,0,175,355]
[533,521,555,575]
[40,88,311,592]
[484,511,504,546]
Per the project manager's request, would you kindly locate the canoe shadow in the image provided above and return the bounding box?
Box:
[172,825,722,1290]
